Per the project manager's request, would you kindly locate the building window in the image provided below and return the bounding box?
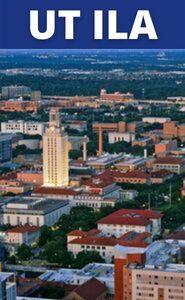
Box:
[17,216,20,225]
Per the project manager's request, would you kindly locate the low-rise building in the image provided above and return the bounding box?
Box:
[67,229,151,263]
[97,209,162,237]
[155,140,177,155]
[132,137,152,147]
[153,157,185,174]
[5,225,40,254]
[0,179,29,195]
[142,117,171,124]
[73,194,118,210]
[113,170,151,185]
[82,176,122,198]
[1,120,46,136]
[2,197,70,227]
[151,170,174,184]
[39,263,114,295]
[0,99,39,113]
[32,186,78,201]
[108,132,135,144]
[86,153,125,171]
[17,171,43,186]
[114,157,146,171]
[100,89,134,102]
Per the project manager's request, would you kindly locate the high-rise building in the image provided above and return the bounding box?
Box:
[0,133,12,164]
[0,272,16,300]
[1,85,31,98]
[114,240,185,300]
[43,108,69,187]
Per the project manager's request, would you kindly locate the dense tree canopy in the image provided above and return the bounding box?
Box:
[17,244,32,261]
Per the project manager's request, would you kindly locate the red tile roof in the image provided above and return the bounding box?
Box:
[101,169,150,180]
[155,157,184,165]
[169,231,185,241]
[97,209,162,226]
[86,229,101,236]
[68,230,85,236]
[118,231,151,248]
[71,277,108,300]
[0,172,17,180]
[6,225,40,234]
[68,229,101,238]
[151,169,173,178]
[83,176,114,189]
[114,171,150,179]
[68,228,151,248]
[33,186,78,196]
[69,236,117,247]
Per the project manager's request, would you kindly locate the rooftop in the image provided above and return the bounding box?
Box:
[155,157,184,165]
[68,229,151,248]
[76,263,114,279]
[70,277,107,300]
[33,186,78,196]
[3,197,69,215]
[83,176,114,189]
[87,153,124,166]
[114,170,150,179]
[39,263,114,283]
[69,236,117,247]
[146,240,180,266]
[0,272,15,282]
[168,231,185,241]
[115,157,146,167]
[118,231,151,248]
[6,224,40,234]
[97,209,162,226]
[151,169,173,178]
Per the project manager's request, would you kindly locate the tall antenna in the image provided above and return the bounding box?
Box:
[142,88,145,100]
[148,193,151,210]
[169,183,172,207]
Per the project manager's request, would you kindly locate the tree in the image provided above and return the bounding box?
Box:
[8,255,17,264]
[39,284,65,299]
[38,226,53,246]
[69,149,82,160]
[42,239,73,267]
[162,200,185,231]
[72,251,105,269]
[57,206,97,234]
[17,244,32,261]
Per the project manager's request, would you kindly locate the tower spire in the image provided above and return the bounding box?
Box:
[49,108,61,128]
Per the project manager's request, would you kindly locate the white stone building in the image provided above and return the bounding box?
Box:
[97,209,162,238]
[2,197,70,227]
[43,108,69,187]
[1,120,46,136]
[0,272,16,300]
[108,132,135,144]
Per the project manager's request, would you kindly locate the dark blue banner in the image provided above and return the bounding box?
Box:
[0,0,185,49]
